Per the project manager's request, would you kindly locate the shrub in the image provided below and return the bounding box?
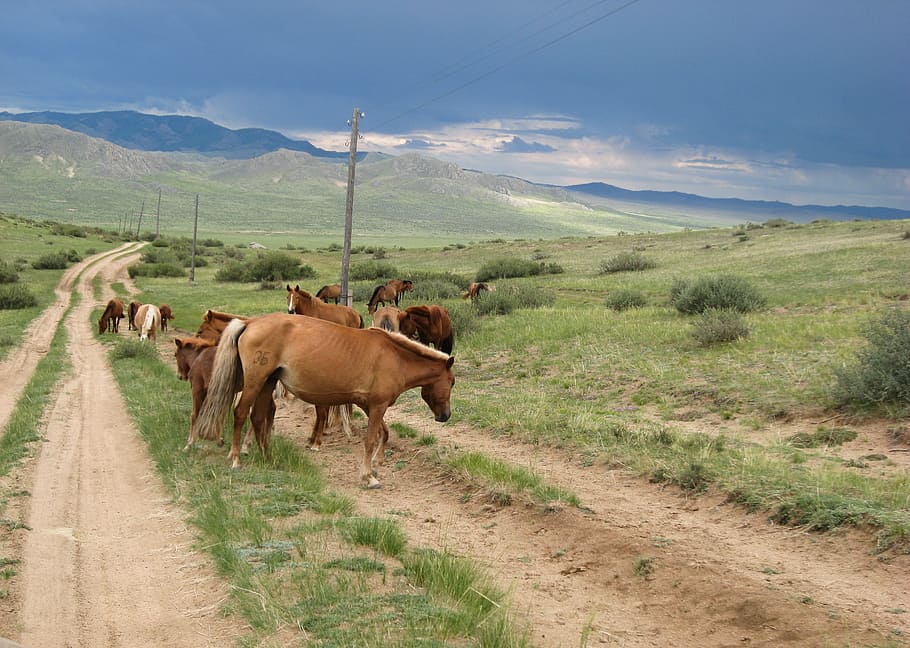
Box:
[128,262,185,278]
[605,289,646,311]
[32,250,80,270]
[446,302,481,339]
[474,283,554,316]
[690,308,750,346]
[350,260,398,282]
[599,252,656,274]
[833,308,910,409]
[475,257,562,282]
[670,274,766,314]
[0,284,38,309]
[215,251,314,283]
[0,260,19,284]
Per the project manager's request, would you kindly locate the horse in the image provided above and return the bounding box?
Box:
[367,279,413,314]
[195,309,249,342]
[194,313,454,488]
[134,303,161,342]
[159,304,174,332]
[98,298,125,334]
[315,284,342,304]
[286,285,363,328]
[399,305,454,354]
[371,306,403,332]
[174,336,268,455]
[127,300,142,330]
[463,282,494,301]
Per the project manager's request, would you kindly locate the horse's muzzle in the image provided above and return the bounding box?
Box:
[435,410,451,423]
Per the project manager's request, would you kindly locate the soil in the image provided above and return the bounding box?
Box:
[1,247,908,647]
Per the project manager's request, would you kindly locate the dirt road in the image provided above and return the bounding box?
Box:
[1,246,245,647]
[1,246,908,647]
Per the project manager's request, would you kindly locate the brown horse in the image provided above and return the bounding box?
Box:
[174,336,268,454]
[286,285,362,328]
[195,313,454,488]
[159,304,174,332]
[195,309,249,342]
[370,306,403,332]
[98,298,125,334]
[315,283,342,304]
[134,303,161,342]
[127,300,142,330]
[400,305,454,354]
[463,282,494,301]
[367,279,413,314]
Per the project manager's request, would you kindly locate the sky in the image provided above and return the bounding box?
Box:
[1,1,909,210]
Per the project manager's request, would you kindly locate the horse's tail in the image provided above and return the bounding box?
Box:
[440,330,454,355]
[195,318,247,442]
[367,285,384,313]
[327,404,353,439]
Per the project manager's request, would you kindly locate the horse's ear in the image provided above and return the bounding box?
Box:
[286,284,292,292]
[446,356,455,368]
[295,284,301,291]
[175,338,183,348]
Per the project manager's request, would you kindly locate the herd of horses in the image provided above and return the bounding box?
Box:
[104,277,461,488]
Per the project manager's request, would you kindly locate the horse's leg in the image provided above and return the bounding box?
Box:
[229,388,259,469]
[376,418,391,467]
[362,406,388,489]
[183,383,206,451]
[308,406,329,450]
[246,381,277,457]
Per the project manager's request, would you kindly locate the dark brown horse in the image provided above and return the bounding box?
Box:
[98,298,125,334]
[175,336,269,454]
[367,279,413,314]
[159,304,174,332]
[286,285,362,328]
[315,283,342,304]
[400,305,454,354]
[127,300,142,330]
[195,313,454,488]
[195,309,249,342]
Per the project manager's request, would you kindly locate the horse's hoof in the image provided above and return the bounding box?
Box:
[365,477,382,489]
[217,439,225,447]
[307,444,321,451]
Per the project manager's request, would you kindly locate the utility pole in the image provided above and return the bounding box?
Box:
[136,200,145,238]
[189,194,199,285]
[340,107,364,307]
[155,187,161,239]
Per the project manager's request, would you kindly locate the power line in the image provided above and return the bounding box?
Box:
[373,0,644,131]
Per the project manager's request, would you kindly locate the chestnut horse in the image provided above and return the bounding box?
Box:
[127,300,142,330]
[195,313,454,488]
[400,305,454,354]
[195,309,249,342]
[174,336,268,454]
[370,306,403,332]
[367,279,413,314]
[315,283,342,304]
[159,304,174,332]
[463,282,494,301]
[98,298,125,334]
[286,285,362,328]
[134,303,161,342]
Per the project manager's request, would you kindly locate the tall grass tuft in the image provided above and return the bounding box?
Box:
[0,284,38,310]
[690,308,750,346]
[605,289,647,311]
[474,283,555,315]
[598,251,657,274]
[833,307,910,411]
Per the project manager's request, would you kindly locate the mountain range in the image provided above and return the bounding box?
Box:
[0,110,906,241]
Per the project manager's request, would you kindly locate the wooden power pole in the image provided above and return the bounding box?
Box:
[189,194,199,285]
[340,107,363,307]
[155,187,161,239]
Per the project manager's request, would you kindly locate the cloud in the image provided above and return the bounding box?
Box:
[396,139,440,150]
[496,136,555,153]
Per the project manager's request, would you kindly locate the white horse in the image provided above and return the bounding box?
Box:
[134,303,161,342]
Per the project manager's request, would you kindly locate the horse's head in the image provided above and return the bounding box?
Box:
[286,285,298,313]
[98,316,107,335]
[420,355,455,423]
[174,339,193,380]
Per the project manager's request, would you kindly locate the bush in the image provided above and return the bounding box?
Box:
[0,260,19,284]
[0,284,38,309]
[599,252,657,274]
[475,257,562,282]
[474,283,554,316]
[833,308,910,409]
[128,262,185,278]
[215,251,314,283]
[605,289,646,311]
[32,249,80,270]
[446,302,481,339]
[690,308,749,346]
[350,260,398,281]
[670,274,766,314]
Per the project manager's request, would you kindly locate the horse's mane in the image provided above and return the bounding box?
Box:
[382,329,451,361]
[368,284,384,302]
[177,335,217,349]
[207,309,247,322]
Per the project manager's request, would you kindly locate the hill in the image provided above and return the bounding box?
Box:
[1,115,907,243]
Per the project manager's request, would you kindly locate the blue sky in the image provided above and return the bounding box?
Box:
[2,1,908,209]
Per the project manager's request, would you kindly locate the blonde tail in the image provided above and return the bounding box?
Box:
[194,318,247,441]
